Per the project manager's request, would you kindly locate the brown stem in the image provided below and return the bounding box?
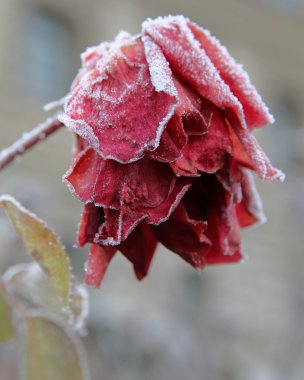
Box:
[0,114,64,171]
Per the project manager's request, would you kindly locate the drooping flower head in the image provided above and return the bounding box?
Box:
[59,15,284,287]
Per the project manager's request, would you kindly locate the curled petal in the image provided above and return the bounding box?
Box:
[187,21,274,128]
[226,115,285,181]
[236,169,266,227]
[65,148,176,210]
[183,175,242,263]
[94,178,191,245]
[143,15,247,129]
[173,105,232,174]
[85,244,116,287]
[173,78,207,135]
[204,205,243,265]
[153,204,211,269]
[78,203,105,247]
[148,114,187,162]
[120,223,158,280]
[59,36,178,163]
[64,147,103,203]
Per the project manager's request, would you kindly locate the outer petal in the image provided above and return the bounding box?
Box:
[119,223,158,280]
[173,78,208,135]
[59,36,178,163]
[236,168,266,227]
[85,244,116,287]
[143,15,247,130]
[94,178,191,245]
[153,204,211,269]
[64,147,103,204]
[187,21,274,128]
[65,148,176,210]
[226,116,285,181]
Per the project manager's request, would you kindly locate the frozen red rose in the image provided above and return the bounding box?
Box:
[59,15,284,287]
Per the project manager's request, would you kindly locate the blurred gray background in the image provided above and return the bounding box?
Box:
[0,0,303,379]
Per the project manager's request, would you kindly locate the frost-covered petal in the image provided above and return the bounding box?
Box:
[173,105,232,174]
[236,168,266,227]
[59,36,178,163]
[188,21,274,128]
[148,114,187,162]
[153,204,211,269]
[204,205,243,265]
[183,175,242,263]
[64,147,103,204]
[173,78,208,135]
[143,15,247,129]
[85,244,116,287]
[146,177,191,224]
[120,223,158,280]
[226,115,285,181]
[78,203,105,247]
[65,148,176,210]
[94,178,191,245]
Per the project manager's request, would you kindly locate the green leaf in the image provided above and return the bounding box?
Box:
[23,315,89,380]
[0,286,15,342]
[0,195,71,312]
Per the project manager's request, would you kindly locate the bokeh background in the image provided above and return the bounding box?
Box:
[0,0,303,379]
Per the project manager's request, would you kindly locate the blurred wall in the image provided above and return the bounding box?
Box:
[0,1,304,380]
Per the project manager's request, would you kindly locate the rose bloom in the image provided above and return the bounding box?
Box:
[59,15,284,287]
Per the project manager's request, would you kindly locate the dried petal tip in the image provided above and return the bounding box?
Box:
[59,15,283,287]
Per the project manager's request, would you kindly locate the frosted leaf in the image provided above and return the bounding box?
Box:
[0,195,71,310]
[0,196,89,331]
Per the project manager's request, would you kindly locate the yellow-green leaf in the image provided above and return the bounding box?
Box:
[3,263,88,330]
[0,195,71,311]
[24,315,89,380]
[0,286,15,342]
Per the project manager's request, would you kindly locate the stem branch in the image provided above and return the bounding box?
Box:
[0,115,64,171]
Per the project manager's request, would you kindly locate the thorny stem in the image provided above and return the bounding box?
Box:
[0,114,64,171]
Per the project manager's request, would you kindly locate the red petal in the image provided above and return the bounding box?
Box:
[174,105,232,174]
[183,175,242,264]
[64,147,103,203]
[236,169,266,227]
[173,78,207,135]
[146,177,191,224]
[95,207,145,246]
[120,223,158,280]
[143,16,247,129]
[226,115,285,181]
[59,36,178,163]
[94,178,191,245]
[204,205,243,265]
[85,244,116,287]
[65,148,176,210]
[153,204,211,269]
[148,114,187,162]
[78,203,104,247]
[188,21,274,128]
